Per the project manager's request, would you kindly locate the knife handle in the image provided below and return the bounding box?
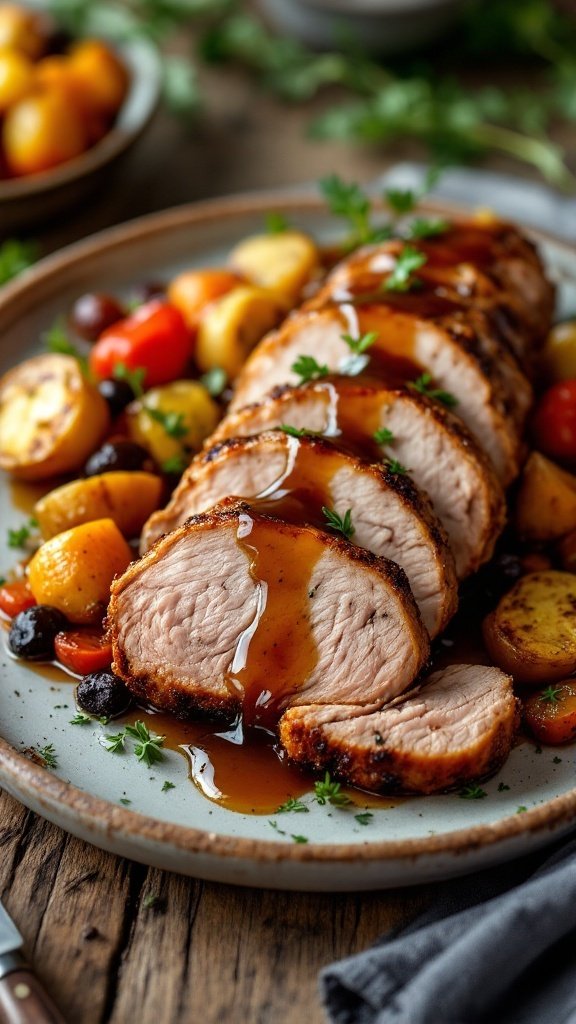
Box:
[0,969,66,1024]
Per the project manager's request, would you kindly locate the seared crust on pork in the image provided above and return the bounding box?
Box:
[279,664,519,794]
[110,502,430,721]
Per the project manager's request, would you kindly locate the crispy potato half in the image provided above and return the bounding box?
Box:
[483,570,576,685]
[516,452,576,541]
[35,471,163,540]
[0,353,110,480]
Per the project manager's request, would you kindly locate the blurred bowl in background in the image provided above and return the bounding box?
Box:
[0,34,161,234]
[258,0,467,54]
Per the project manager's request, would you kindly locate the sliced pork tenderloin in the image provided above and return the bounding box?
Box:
[141,431,458,638]
[228,303,531,484]
[279,663,519,794]
[110,502,430,725]
[211,381,505,578]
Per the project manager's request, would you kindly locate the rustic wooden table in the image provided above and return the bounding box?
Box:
[0,59,569,1024]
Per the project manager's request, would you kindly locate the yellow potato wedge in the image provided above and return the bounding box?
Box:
[126,379,220,468]
[196,285,283,378]
[34,471,164,540]
[483,571,576,685]
[0,354,110,480]
[516,452,576,541]
[229,231,319,306]
[28,518,132,624]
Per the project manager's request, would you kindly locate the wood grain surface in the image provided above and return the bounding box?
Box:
[1,37,573,1024]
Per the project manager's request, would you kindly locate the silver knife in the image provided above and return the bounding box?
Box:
[0,901,66,1024]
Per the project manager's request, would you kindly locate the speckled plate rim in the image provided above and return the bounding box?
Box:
[1,190,576,884]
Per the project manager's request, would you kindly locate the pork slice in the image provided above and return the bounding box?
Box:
[211,382,505,578]
[279,664,519,794]
[110,502,430,723]
[229,305,531,484]
[141,431,458,638]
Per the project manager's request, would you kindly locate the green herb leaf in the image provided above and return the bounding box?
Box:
[384,246,427,293]
[291,354,329,383]
[553,756,562,764]
[161,454,189,476]
[0,239,38,286]
[405,217,450,240]
[385,188,416,215]
[341,330,378,355]
[200,366,228,397]
[125,721,165,767]
[384,459,408,475]
[538,685,563,703]
[322,506,354,540]
[408,372,458,409]
[70,713,92,726]
[44,319,88,372]
[314,771,352,807]
[354,812,374,826]
[161,780,176,792]
[291,834,308,844]
[373,427,394,444]
[7,517,38,549]
[276,797,309,813]
[38,743,58,769]
[265,211,289,234]
[516,805,528,814]
[146,407,188,439]
[459,785,487,800]
[114,361,145,398]
[497,782,510,792]
[143,893,160,909]
[319,174,390,248]
[278,424,315,438]
[103,731,127,754]
[119,797,132,806]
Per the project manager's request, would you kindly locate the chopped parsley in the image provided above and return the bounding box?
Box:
[319,175,376,247]
[125,721,165,767]
[516,805,528,814]
[113,361,145,398]
[322,506,354,540]
[408,372,458,409]
[497,782,510,792]
[162,781,176,792]
[385,188,417,215]
[553,756,562,764]
[7,517,38,549]
[459,784,487,800]
[314,771,352,807]
[102,731,127,754]
[384,459,408,475]
[538,685,563,703]
[278,425,314,438]
[146,407,188,439]
[383,246,427,293]
[291,354,330,383]
[38,743,58,769]
[200,366,228,397]
[373,427,394,445]
[161,454,189,476]
[354,812,374,826]
[276,797,309,814]
[341,330,378,355]
[119,797,132,806]
[143,894,160,909]
[268,820,309,843]
[405,217,450,240]
[70,713,92,726]
[265,211,289,234]
[0,238,38,285]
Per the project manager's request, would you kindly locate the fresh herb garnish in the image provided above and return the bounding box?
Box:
[38,743,57,769]
[125,721,166,767]
[385,188,417,215]
[497,782,510,792]
[322,507,355,540]
[44,319,88,371]
[373,427,394,444]
[7,517,38,549]
[459,785,487,800]
[119,797,132,806]
[291,834,309,844]
[114,362,145,398]
[319,174,374,247]
[538,685,563,703]
[278,424,315,439]
[291,354,329,383]
[405,217,450,240]
[383,246,427,293]
[314,771,352,807]
[265,211,289,234]
[341,331,378,355]
[268,819,309,843]
[200,366,228,397]
[161,780,176,792]
[0,577,6,586]
[102,731,127,754]
[516,805,528,814]
[354,812,374,826]
[70,713,92,726]
[408,373,458,409]
[146,407,188,439]
[161,454,189,476]
[0,239,38,285]
[276,796,309,814]
[384,459,408,475]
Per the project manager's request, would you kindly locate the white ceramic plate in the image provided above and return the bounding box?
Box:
[1,192,576,891]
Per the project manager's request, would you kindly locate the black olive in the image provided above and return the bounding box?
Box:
[84,440,152,477]
[77,671,133,718]
[8,605,68,661]
[98,378,136,417]
[133,281,166,304]
[69,293,125,342]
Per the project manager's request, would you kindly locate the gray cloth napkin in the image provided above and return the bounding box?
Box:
[321,166,576,1024]
[321,837,576,1024]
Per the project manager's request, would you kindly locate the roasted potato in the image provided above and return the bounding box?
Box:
[0,354,110,480]
[27,518,132,624]
[196,285,283,378]
[167,268,241,332]
[126,379,220,468]
[229,231,319,306]
[515,451,576,541]
[483,571,576,685]
[540,320,576,383]
[34,471,163,540]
